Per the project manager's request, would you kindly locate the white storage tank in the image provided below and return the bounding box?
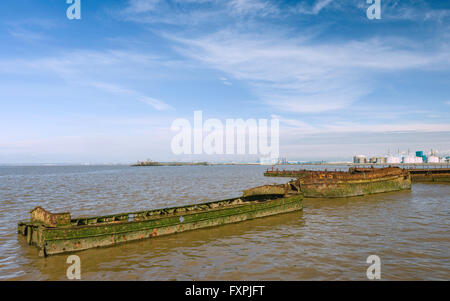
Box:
[402,156,416,164]
[387,156,402,164]
[414,156,424,163]
[427,156,439,163]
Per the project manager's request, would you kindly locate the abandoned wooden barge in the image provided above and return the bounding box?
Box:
[265,166,450,183]
[349,167,450,183]
[264,167,411,198]
[294,167,411,198]
[18,183,303,257]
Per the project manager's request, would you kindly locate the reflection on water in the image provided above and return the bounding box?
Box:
[0,165,449,280]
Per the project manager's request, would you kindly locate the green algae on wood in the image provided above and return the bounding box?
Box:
[296,167,411,198]
[18,183,303,257]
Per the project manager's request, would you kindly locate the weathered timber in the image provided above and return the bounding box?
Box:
[296,167,411,198]
[351,167,450,183]
[18,183,303,257]
[265,166,450,183]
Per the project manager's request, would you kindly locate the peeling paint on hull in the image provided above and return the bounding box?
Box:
[297,168,411,198]
[18,194,303,257]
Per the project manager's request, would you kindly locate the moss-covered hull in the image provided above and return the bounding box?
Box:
[18,194,303,257]
[299,174,411,198]
[350,167,450,183]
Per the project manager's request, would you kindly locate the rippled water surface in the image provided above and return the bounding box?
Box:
[0,165,449,280]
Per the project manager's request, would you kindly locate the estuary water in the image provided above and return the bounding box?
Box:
[0,165,448,280]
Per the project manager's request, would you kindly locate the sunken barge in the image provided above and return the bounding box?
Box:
[265,167,411,198]
[409,168,450,182]
[18,183,302,257]
[296,167,411,198]
[351,167,450,183]
[265,166,450,183]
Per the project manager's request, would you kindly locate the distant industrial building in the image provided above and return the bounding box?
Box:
[402,154,423,164]
[278,155,289,164]
[369,157,387,164]
[353,149,449,164]
[353,155,367,164]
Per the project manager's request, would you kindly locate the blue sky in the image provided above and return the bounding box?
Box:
[0,0,450,163]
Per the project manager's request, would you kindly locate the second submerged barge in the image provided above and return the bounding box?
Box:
[295,167,411,198]
[350,167,450,183]
[265,166,450,183]
[18,183,303,257]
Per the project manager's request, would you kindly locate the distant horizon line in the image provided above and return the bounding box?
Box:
[0,160,341,166]
[3,161,450,167]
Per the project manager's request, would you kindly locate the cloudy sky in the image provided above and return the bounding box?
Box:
[1,0,450,163]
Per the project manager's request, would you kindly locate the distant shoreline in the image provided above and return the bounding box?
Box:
[131,161,209,167]
[1,162,448,167]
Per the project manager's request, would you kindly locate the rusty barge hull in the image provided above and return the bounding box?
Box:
[349,167,450,183]
[266,167,450,183]
[18,193,303,257]
[297,168,411,198]
[299,174,411,198]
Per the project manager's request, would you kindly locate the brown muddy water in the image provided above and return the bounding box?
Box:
[0,165,449,280]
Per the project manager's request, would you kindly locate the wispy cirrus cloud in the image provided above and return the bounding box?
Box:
[276,113,450,135]
[120,0,450,26]
[125,0,161,13]
[375,0,450,22]
[227,0,279,16]
[89,81,173,111]
[168,30,450,113]
[8,28,49,42]
[0,49,173,111]
[296,0,335,15]
[120,0,281,25]
[118,1,450,114]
